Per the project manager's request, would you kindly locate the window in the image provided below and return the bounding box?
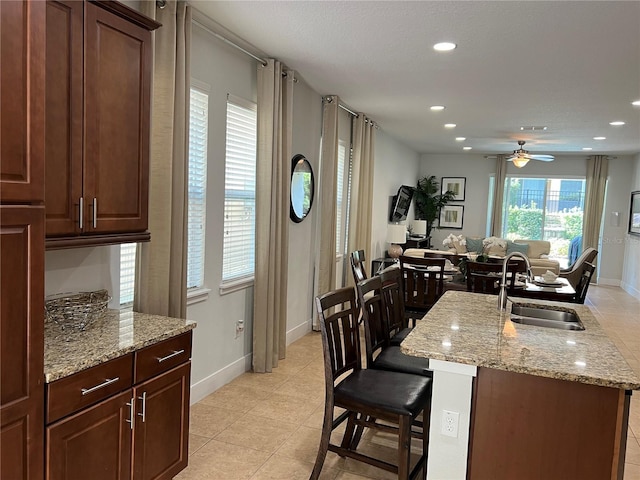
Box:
[119,243,137,307]
[187,87,209,289]
[335,142,346,256]
[500,177,586,267]
[222,96,257,284]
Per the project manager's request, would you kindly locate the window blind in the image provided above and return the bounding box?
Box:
[222,97,257,282]
[188,88,209,289]
[335,143,346,256]
[119,243,137,306]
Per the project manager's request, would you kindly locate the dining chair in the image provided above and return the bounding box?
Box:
[573,261,596,304]
[356,276,432,377]
[466,260,525,294]
[311,287,431,480]
[399,255,446,324]
[559,247,598,290]
[379,267,413,346]
[350,249,368,284]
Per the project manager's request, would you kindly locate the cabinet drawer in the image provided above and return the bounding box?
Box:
[47,353,133,424]
[134,331,192,384]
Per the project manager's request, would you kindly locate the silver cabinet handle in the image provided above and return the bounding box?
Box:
[137,391,146,422]
[157,349,185,363]
[81,377,119,396]
[92,197,97,228]
[78,197,84,230]
[125,397,135,430]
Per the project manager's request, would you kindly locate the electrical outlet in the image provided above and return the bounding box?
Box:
[235,319,245,338]
[441,410,459,438]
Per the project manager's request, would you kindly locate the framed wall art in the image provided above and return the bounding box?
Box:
[441,177,466,201]
[439,205,464,229]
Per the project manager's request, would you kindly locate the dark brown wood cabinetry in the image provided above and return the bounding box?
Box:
[45,0,159,249]
[1,1,46,479]
[45,332,192,480]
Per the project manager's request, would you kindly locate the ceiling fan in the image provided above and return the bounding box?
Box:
[506,140,555,168]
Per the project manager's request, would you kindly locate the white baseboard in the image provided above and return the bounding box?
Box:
[190,353,252,405]
[597,277,621,287]
[190,318,313,405]
[621,281,640,300]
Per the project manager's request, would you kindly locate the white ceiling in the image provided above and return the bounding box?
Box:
[192,1,640,157]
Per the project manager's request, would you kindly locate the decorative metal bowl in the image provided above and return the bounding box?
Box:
[45,289,110,331]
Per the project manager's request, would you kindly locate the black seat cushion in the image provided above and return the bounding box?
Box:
[335,369,432,417]
[372,346,432,377]
[389,327,413,346]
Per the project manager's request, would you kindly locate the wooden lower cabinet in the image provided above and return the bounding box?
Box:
[46,333,192,480]
[133,363,190,480]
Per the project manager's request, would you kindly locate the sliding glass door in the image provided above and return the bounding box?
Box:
[501,177,586,268]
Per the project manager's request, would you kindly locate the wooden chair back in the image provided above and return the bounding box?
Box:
[574,262,596,304]
[315,287,363,381]
[356,277,390,367]
[399,255,446,314]
[350,250,367,284]
[379,267,408,339]
[466,260,526,294]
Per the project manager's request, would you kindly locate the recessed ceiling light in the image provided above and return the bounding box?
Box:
[632,100,640,106]
[609,121,625,126]
[444,123,456,128]
[593,136,606,140]
[430,105,445,111]
[520,126,548,131]
[455,137,466,141]
[433,42,456,51]
[463,146,472,150]
[582,147,593,151]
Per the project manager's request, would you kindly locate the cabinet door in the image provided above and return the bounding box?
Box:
[0,0,45,203]
[47,390,133,480]
[133,363,190,480]
[84,3,150,235]
[0,206,45,480]
[45,0,84,236]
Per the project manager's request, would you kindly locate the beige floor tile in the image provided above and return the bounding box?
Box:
[189,403,242,438]
[276,425,324,464]
[246,391,321,424]
[176,439,271,480]
[189,433,211,455]
[214,413,299,454]
[625,462,640,480]
[333,472,378,480]
[627,435,640,466]
[199,383,271,413]
[249,453,339,480]
[231,370,292,391]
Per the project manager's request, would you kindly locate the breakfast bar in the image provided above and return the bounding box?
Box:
[401,290,640,480]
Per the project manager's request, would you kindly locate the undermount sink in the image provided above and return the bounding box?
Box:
[510,304,585,331]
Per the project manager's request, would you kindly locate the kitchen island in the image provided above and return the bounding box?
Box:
[401,290,640,480]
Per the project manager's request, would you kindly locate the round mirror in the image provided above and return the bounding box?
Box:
[290,154,314,223]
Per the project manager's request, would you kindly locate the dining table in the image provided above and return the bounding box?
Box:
[515,276,576,302]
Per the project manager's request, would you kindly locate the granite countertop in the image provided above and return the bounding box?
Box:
[401,290,640,390]
[44,309,196,383]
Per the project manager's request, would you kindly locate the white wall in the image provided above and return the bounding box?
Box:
[418,153,637,284]
[622,154,640,298]
[371,130,421,260]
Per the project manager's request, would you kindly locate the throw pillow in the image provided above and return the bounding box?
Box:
[466,237,484,254]
[483,236,507,256]
[507,240,529,256]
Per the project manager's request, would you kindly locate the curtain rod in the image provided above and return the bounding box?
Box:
[192,19,268,66]
[339,103,358,118]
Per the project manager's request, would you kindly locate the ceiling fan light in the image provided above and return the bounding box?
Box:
[512,157,530,168]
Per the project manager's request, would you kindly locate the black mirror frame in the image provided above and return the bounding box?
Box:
[290,154,315,223]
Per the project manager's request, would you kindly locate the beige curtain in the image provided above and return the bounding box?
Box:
[315,96,339,306]
[582,155,609,252]
[490,154,507,236]
[135,0,190,318]
[345,115,375,287]
[252,60,294,373]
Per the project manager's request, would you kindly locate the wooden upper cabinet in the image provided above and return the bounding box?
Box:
[45,0,159,248]
[0,0,45,203]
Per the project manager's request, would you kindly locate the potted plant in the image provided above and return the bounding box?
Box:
[413,175,456,237]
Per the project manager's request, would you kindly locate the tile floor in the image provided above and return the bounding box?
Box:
[176,285,640,480]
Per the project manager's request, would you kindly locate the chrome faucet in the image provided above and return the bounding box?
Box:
[498,252,533,311]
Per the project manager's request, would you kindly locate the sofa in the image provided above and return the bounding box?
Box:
[403,235,560,276]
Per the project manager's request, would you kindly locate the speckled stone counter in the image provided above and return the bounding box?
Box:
[401,290,640,390]
[44,309,196,383]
